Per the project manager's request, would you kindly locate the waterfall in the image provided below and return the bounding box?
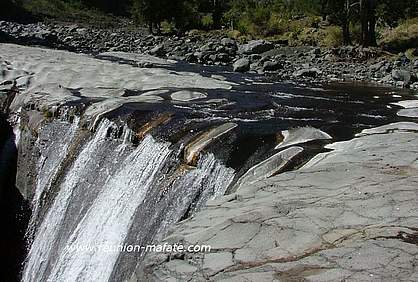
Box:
[22,118,235,282]
[28,117,80,236]
[47,135,171,282]
[152,153,235,239]
[22,119,170,282]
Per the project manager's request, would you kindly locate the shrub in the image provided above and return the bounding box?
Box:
[21,0,115,27]
[380,17,418,52]
[161,21,176,34]
[321,26,343,47]
[201,14,214,29]
[227,29,241,39]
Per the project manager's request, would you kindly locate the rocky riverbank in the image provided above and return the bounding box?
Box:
[2,20,418,90]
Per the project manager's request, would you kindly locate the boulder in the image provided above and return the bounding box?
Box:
[184,123,237,165]
[220,38,236,47]
[262,61,282,72]
[233,58,250,72]
[239,40,274,55]
[275,127,332,149]
[293,68,322,78]
[149,45,165,56]
[233,146,304,191]
[391,69,415,85]
[369,61,386,72]
[216,53,231,63]
[248,54,262,63]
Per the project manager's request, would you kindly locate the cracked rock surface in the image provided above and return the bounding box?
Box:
[137,122,418,281]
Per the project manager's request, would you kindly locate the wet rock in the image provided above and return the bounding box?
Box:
[397,108,418,118]
[262,60,282,72]
[220,38,236,47]
[391,69,415,85]
[170,90,207,102]
[369,60,386,72]
[184,123,237,165]
[293,67,322,78]
[184,52,197,63]
[356,122,418,136]
[232,146,303,191]
[391,100,418,109]
[233,58,250,72]
[215,53,231,63]
[275,127,332,149]
[149,45,165,56]
[0,44,233,118]
[239,40,274,55]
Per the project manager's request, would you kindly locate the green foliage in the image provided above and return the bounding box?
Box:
[18,0,115,26]
[201,14,214,29]
[376,0,418,27]
[380,17,418,52]
[321,26,343,47]
[132,0,198,32]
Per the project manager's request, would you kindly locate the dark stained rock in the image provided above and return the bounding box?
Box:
[239,40,274,55]
[233,58,250,72]
[293,67,322,78]
[262,60,283,72]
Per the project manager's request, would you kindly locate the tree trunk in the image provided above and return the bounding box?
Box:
[342,21,351,45]
[360,0,377,47]
[367,0,377,46]
[360,0,367,45]
[156,22,161,35]
[342,0,351,45]
[320,0,328,21]
[148,21,153,34]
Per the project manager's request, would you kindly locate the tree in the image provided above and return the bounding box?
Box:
[360,0,377,47]
[132,0,198,33]
[132,0,165,33]
[324,0,354,45]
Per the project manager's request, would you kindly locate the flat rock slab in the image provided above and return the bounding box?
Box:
[0,44,233,120]
[391,100,418,109]
[138,122,418,282]
[398,108,418,118]
[356,121,418,137]
[170,90,207,102]
[232,146,304,191]
[275,126,332,149]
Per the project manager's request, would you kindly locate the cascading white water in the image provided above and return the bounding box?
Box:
[154,153,235,238]
[23,119,116,282]
[28,117,80,234]
[46,135,171,282]
[23,118,235,282]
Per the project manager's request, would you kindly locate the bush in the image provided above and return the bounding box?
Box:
[227,29,241,39]
[321,26,343,47]
[161,21,176,34]
[201,14,214,29]
[21,0,115,26]
[380,17,418,52]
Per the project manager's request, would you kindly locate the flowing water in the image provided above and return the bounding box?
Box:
[22,118,235,282]
[1,45,417,282]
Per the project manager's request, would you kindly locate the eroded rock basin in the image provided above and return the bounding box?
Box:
[1,43,418,282]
